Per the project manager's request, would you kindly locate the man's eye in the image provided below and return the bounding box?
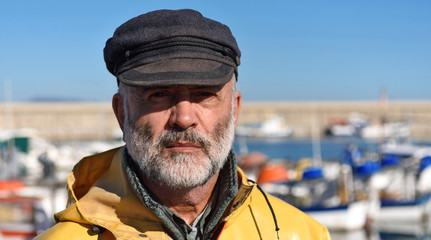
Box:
[150,92,168,98]
[197,92,215,97]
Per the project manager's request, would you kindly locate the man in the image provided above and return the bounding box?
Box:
[36,9,331,239]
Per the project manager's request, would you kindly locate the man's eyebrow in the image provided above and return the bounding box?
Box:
[192,85,223,91]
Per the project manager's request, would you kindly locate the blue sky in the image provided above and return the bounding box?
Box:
[1,1,430,102]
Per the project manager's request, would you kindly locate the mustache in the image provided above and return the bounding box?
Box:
[156,129,211,149]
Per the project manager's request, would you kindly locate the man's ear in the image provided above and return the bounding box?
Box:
[233,90,242,126]
[112,93,125,140]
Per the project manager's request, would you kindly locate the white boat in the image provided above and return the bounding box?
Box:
[360,122,411,139]
[298,165,370,231]
[0,128,123,183]
[326,112,368,137]
[0,180,50,240]
[235,116,293,138]
[305,201,369,231]
[0,129,122,239]
[380,139,431,159]
[376,220,431,238]
[327,125,357,137]
[370,152,431,224]
[376,194,431,224]
[258,162,370,231]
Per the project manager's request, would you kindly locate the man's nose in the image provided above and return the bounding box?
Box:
[168,99,197,130]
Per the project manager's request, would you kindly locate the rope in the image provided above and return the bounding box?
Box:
[248,179,280,239]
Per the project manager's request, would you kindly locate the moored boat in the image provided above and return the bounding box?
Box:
[235,115,293,138]
[256,160,371,231]
[0,180,49,240]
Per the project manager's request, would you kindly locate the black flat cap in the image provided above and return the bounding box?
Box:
[104,9,241,86]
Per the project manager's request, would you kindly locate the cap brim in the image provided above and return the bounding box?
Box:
[117,58,234,87]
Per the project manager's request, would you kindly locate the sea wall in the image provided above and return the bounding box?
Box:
[239,101,431,138]
[1,101,431,140]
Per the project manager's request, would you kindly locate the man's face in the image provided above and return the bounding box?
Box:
[113,77,241,189]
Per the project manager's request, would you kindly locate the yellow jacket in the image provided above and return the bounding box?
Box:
[36,147,331,240]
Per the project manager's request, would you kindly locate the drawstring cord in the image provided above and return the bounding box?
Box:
[248,179,280,239]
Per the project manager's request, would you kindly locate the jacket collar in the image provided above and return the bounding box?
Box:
[56,147,166,239]
[55,146,255,239]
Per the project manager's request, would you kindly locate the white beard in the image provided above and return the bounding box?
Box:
[124,106,235,189]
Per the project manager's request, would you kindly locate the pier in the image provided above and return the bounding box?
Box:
[1,101,431,140]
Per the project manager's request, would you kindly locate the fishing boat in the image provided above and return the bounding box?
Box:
[257,162,371,231]
[280,120,372,231]
[341,141,431,223]
[235,115,293,138]
[376,220,431,239]
[360,122,411,139]
[304,201,369,231]
[372,154,431,224]
[380,138,431,159]
[0,130,68,239]
[377,194,431,223]
[325,112,368,137]
[0,180,50,240]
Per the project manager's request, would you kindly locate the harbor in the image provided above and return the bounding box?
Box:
[1,101,431,239]
[234,137,431,236]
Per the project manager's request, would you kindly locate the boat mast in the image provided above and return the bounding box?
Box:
[378,86,388,149]
[311,111,323,166]
[5,78,14,131]
[1,78,16,179]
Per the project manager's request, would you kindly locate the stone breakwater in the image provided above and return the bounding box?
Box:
[1,101,431,140]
